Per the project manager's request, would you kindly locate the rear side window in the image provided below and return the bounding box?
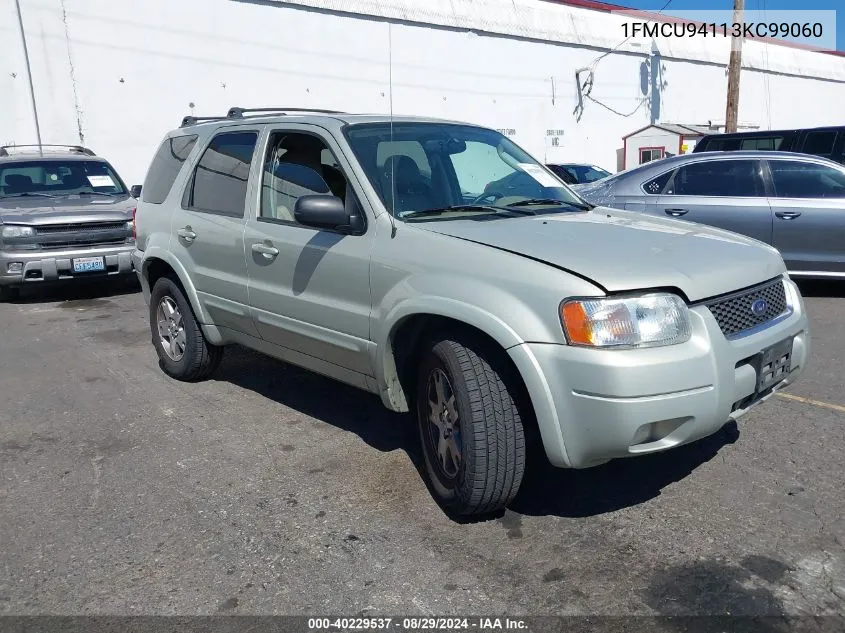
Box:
[740,136,784,151]
[800,131,838,158]
[142,135,198,204]
[698,137,740,152]
[667,160,763,197]
[768,160,845,198]
[185,131,258,217]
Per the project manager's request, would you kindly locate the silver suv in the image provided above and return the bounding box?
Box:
[133,107,811,516]
[0,144,138,299]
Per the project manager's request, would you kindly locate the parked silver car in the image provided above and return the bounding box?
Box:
[572,150,845,280]
[133,109,810,516]
[0,145,138,299]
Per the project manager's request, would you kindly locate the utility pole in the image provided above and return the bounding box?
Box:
[724,0,744,133]
[13,0,43,154]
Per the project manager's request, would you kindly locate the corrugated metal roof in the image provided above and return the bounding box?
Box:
[659,124,712,136]
[622,123,713,139]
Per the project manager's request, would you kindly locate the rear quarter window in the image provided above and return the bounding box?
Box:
[142,135,198,204]
[642,170,673,194]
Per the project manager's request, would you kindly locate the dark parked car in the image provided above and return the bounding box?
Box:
[546,163,612,184]
[692,125,845,165]
[572,150,845,280]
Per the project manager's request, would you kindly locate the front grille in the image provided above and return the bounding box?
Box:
[39,238,125,250]
[35,221,127,234]
[705,278,789,338]
[33,220,130,249]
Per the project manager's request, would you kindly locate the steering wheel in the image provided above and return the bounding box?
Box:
[470,191,505,205]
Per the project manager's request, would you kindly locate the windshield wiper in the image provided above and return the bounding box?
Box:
[3,192,58,199]
[506,198,594,211]
[401,204,535,219]
[78,191,123,197]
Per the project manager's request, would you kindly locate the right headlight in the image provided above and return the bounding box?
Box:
[1,225,35,239]
[560,293,692,349]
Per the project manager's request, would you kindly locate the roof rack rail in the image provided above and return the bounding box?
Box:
[180,115,230,128]
[226,106,346,118]
[0,144,96,157]
[179,107,346,128]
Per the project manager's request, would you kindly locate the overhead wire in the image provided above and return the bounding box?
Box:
[574,0,675,119]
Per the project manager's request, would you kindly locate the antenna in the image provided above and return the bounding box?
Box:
[387,21,397,238]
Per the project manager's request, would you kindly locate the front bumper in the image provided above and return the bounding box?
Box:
[0,244,136,286]
[508,276,811,469]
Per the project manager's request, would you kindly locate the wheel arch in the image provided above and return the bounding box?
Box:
[140,248,213,334]
[378,299,527,415]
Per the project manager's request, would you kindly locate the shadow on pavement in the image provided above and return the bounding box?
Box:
[510,421,740,518]
[215,344,740,520]
[213,345,416,456]
[3,275,140,305]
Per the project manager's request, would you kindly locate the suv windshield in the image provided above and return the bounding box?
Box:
[344,122,588,220]
[0,159,127,199]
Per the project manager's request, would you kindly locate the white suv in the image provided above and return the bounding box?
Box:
[133,107,810,517]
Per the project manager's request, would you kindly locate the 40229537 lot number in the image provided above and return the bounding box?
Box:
[308,617,528,631]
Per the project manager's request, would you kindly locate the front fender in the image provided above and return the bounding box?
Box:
[139,245,211,326]
[374,277,563,412]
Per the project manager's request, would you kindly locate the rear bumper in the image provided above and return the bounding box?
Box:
[0,244,136,286]
[508,275,811,469]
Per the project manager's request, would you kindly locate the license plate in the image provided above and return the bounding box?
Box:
[754,336,794,393]
[72,256,105,273]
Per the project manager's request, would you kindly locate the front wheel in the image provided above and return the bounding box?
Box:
[149,276,222,381]
[415,331,526,516]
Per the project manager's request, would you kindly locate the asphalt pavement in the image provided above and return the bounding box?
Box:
[0,277,843,621]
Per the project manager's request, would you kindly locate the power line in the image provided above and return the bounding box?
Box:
[587,0,676,71]
[586,94,646,118]
[573,0,675,120]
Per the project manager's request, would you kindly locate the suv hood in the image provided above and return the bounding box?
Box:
[0,194,135,225]
[413,207,786,302]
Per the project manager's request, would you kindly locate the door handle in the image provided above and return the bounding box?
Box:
[251,243,279,259]
[177,227,197,242]
[775,211,802,220]
[664,208,689,217]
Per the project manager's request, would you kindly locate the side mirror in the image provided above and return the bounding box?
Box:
[130,184,142,198]
[294,194,350,229]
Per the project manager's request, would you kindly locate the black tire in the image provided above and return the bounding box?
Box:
[415,330,526,516]
[149,276,222,381]
[0,286,20,301]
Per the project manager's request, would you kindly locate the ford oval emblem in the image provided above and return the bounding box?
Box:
[751,298,768,317]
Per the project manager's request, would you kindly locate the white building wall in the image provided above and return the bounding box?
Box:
[2,0,844,186]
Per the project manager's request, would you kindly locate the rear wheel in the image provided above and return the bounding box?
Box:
[149,276,222,381]
[415,331,526,516]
